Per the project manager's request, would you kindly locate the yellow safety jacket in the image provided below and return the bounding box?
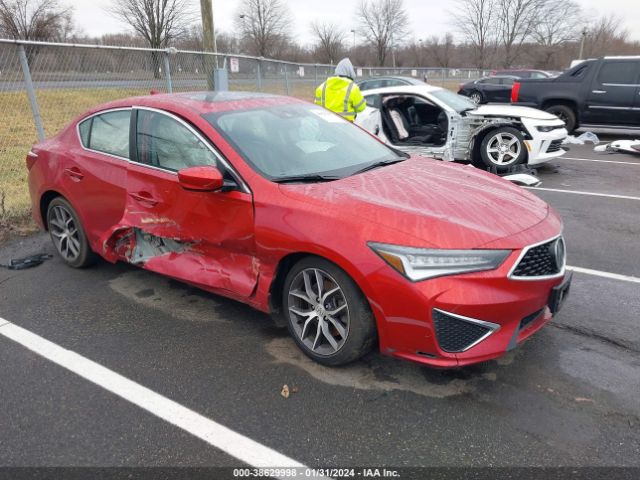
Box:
[314,76,367,122]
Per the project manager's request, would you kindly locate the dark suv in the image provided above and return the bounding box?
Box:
[511,57,640,132]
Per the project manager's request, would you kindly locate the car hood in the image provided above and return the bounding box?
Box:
[469,104,559,121]
[279,157,549,249]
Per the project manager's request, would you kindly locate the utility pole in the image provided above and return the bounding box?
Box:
[578,27,588,60]
[201,0,218,89]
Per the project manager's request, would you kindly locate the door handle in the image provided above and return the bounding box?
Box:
[592,90,607,94]
[129,191,158,206]
[63,167,84,181]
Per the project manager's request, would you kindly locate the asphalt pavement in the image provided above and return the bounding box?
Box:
[0,141,639,473]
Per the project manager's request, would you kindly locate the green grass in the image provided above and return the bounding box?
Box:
[0,87,150,219]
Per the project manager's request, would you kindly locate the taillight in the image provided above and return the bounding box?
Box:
[26,150,38,170]
[511,81,521,103]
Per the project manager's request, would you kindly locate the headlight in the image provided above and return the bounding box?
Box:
[536,125,561,132]
[369,243,511,281]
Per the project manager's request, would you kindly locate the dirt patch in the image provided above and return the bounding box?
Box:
[265,337,473,398]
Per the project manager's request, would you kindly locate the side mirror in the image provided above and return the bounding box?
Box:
[178,166,224,192]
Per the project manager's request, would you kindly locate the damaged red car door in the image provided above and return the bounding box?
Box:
[109,107,258,298]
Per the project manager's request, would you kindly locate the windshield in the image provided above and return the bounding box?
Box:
[205,103,404,181]
[430,89,477,113]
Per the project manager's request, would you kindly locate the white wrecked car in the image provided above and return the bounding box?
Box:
[355,85,568,172]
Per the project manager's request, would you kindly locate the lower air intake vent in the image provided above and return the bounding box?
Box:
[432,309,498,353]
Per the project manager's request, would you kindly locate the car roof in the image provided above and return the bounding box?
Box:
[80,91,301,118]
[477,75,519,80]
[358,75,424,85]
[358,84,444,96]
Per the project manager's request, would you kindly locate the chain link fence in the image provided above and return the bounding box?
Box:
[0,38,488,222]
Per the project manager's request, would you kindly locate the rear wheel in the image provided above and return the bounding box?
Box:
[47,197,96,268]
[477,127,527,171]
[544,104,576,132]
[283,257,376,366]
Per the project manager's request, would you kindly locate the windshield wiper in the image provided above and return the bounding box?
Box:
[350,158,405,176]
[273,174,341,184]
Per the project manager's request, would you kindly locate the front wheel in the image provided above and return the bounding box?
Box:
[477,127,527,171]
[283,257,376,366]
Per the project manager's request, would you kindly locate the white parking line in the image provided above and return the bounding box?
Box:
[562,157,640,165]
[525,186,640,201]
[567,266,640,284]
[0,320,320,479]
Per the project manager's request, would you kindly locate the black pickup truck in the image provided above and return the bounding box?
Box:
[511,56,640,132]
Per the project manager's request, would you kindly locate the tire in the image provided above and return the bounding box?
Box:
[46,197,96,268]
[477,126,527,171]
[469,90,484,104]
[544,104,576,132]
[282,257,376,366]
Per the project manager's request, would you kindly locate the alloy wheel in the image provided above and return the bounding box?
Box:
[470,92,482,104]
[287,268,350,356]
[486,132,522,165]
[49,205,81,262]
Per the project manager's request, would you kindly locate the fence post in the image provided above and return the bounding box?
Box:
[284,65,290,95]
[441,68,446,87]
[17,44,45,141]
[163,51,173,93]
[256,58,262,91]
[314,64,318,85]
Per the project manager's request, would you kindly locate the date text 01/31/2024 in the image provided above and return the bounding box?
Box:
[232,468,400,478]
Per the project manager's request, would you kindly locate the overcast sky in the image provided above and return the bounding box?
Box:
[72,0,640,44]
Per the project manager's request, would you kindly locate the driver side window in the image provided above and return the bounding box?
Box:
[135,110,217,172]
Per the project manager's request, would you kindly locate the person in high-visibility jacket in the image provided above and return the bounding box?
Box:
[314,58,366,122]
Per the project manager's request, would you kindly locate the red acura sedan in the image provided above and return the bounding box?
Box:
[27,91,571,368]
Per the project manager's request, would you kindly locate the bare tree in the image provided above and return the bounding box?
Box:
[495,0,543,67]
[0,0,73,41]
[357,0,408,66]
[425,33,455,69]
[310,21,345,65]
[584,14,630,58]
[108,0,193,48]
[452,0,496,70]
[236,0,291,58]
[530,1,582,68]
[108,0,194,78]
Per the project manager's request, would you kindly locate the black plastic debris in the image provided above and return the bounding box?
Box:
[0,253,52,270]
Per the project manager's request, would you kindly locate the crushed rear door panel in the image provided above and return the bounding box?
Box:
[100,162,258,298]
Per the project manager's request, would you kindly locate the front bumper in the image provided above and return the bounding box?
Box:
[366,237,567,368]
[522,118,568,165]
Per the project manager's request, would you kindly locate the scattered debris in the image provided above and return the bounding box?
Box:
[574,397,596,404]
[594,139,640,155]
[562,132,600,145]
[0,253,52,270]
[280,384,290,399]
